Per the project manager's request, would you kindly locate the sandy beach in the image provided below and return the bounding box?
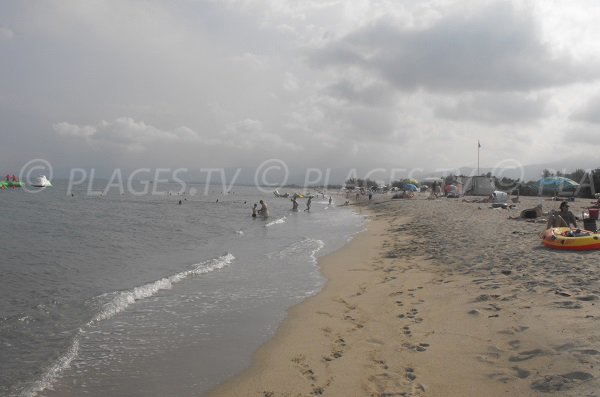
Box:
[206,194,600,397]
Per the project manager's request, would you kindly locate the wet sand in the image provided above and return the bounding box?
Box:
[205,194,600,396]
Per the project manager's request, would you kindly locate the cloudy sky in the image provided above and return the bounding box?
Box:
[1,0,599,180]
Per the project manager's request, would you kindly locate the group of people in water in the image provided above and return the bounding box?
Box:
[251,195,333,218]
[251,200,269,218]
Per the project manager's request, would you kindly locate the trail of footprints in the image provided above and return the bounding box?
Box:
[291,353,334,396]
[288,234,433,396]
[472,293,599,393]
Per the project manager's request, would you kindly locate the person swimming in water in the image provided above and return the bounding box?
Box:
[252,203,257,218]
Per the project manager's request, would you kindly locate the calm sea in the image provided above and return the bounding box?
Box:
[0,181,363,397]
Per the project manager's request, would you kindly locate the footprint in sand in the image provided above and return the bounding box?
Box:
[402,342,429,353]
[508,340,521,350]
[474,294,501,302]
[498,325,529,335]
[575,295,599,301]
[554,301,583,309]
[508,349,547,362]
[406,308,419,319]
[512,366,530,379]
[531,372,594,392]
[477,346,503,363]
[576,349,600,355]
[291,355,318,382]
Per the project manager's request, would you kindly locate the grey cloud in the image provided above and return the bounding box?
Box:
[434,92,550,124]
[343,106,399,138]
[563,127,600,146]
[54,118,201,152]
[0,26,14,40]
[310,2,599,93]
[325,78,396,107]
[571,95,600,124]
[219,119,302,151]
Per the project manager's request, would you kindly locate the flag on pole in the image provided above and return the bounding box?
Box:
[478,140,481,148]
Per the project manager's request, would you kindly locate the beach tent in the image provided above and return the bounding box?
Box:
[403,183,418,191]
[462,176,495,196]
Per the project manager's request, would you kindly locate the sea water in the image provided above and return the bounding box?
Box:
[0,182,363,397]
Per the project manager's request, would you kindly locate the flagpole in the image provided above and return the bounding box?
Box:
[477,140,480,176]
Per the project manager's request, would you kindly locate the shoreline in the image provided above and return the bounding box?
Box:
[205,196,600,396]
[205,209,395,397]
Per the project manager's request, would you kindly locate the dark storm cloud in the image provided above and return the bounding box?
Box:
[310,2,599,93]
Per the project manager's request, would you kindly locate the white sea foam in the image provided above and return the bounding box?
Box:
[21,254,234,397]
[271,238,324,265]
[20,337,80,397]
[91,253,235,324]
[265,216,286,227]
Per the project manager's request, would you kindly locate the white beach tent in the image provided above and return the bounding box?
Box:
[462,176,495,196]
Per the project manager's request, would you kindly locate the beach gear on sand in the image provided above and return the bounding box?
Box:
[542,227,600,251]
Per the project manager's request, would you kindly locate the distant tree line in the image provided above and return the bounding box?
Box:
[344,178,379,189]
[519,168,600,197]
[342,168,600,197]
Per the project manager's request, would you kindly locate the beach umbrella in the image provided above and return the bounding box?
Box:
[536,177,579,188]
[403,183,418,191]
[534,177,579,195]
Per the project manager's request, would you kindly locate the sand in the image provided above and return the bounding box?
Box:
[205,194,600,397]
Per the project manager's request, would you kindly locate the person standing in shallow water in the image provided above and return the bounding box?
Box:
[328,196,332,205]
[252,203,257,218]
[258,200,269,217]
[305,196,312,211]
[291,197,299,211]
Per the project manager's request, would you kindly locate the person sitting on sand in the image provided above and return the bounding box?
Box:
[546,201,577,229]
[520,204,543,219]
